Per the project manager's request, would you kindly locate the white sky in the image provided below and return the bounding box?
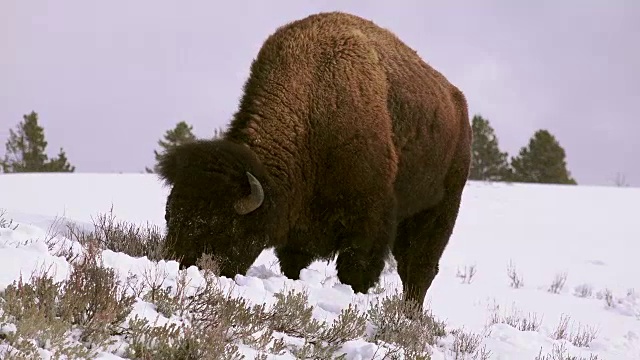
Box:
[1,0,638,186]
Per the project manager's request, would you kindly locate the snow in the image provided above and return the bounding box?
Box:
[1,173,639,359]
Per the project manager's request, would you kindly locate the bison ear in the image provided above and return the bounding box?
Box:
[156,146,182,185]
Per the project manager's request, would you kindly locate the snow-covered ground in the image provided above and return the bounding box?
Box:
[1,173,639,359]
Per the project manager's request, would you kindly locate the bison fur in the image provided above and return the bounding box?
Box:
[157,11,472,309]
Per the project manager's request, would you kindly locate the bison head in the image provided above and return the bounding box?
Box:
[156,139,274,278]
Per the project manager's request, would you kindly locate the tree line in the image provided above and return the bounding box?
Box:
[0,111,224,174]
[469,114,577,184]
[1,111,578,185]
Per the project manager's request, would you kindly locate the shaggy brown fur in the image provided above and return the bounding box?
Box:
[158,11,471,309]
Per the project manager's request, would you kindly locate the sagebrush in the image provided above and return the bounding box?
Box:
[1,211,469,359]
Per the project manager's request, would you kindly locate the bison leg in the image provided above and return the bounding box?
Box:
[393,183,467,309]
[335,194,397,294]
[275,243,317,280]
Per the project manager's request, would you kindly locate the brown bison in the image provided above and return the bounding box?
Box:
[157,11,471,308]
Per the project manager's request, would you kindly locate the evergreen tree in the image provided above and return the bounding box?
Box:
[469,114,511,181]
[509,129,576,185]
[44,148,75,172]
[146,121,196,173]
[1,111,75,173]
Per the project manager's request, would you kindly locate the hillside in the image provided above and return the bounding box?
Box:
[1,173,639,359]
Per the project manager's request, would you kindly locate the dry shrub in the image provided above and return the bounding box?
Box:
[2,211,467,359]
[488,303,542,332]
[456,265,477,284]
[125,261,195,319]
[268,289,367,358]
[597,289,616,308]
[507,260,524,289]
[367,292,447,359]
[3,239,432,360]
[58,242,136,346]
[122,253,248,359]
[126,254,278,357]
[124,254,367,359]
[573,284,593,298]
[0,266,88,359]
[0,209,18,230]
[535,342,600,360]
[45,207,168,263]
[124,315,248,360]
[449,327,492,360]
[0,247,135,359]
[90,209,166,261]
[548,272,568,294]
[552,314,598,348]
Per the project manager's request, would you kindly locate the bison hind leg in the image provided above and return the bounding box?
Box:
[335,193,397,294]
[393,183,466,310]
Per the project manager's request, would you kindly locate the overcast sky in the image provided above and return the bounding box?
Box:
[1,0,638,186]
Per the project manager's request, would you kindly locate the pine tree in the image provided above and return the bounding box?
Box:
[1,111,75,173]
[44,148,75,172]
[509,129,576,185]
[469,114,511,181]
[146,121,197,173]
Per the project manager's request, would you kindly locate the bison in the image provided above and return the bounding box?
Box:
[157,11,471,309]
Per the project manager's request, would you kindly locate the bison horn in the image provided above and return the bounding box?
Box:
[234,171,264,215]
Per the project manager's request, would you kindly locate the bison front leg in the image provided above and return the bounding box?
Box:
[335,194,397,294]
[275,229,315,280]
[275,243,317,280]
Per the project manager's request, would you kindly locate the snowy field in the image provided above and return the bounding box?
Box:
[1,173,639,359]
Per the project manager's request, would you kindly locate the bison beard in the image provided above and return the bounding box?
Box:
[157,11,472,310]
